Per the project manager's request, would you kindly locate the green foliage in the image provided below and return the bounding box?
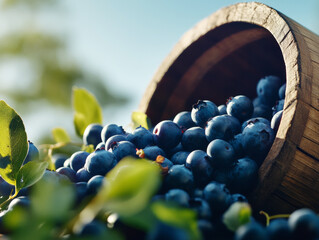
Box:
[16,161,48,192]
[73,87,103,137]
[0,100,28,186]
[223,202,252,232]
[151,201,201,240]
[52,128,71,143]
[131,112,152,130]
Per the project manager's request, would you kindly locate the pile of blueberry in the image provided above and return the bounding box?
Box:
[0,75,293,239]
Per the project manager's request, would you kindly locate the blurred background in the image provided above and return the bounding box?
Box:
[0,0,317,145]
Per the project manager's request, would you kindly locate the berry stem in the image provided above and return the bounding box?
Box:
[260,211,290,226]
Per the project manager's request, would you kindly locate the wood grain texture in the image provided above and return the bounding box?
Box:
[138,2,319,213]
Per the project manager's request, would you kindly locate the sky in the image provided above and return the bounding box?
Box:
[6,0,319,143]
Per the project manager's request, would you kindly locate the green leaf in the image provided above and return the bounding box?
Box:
[151,201,201,240]
[16,161,48,192]
[73,158,161,233]
[0,100,28,185]
[52,127,71,143]
[31,175,75,222]
[131,112,152,130]
[222,202,252,232]
[73,87,103,137]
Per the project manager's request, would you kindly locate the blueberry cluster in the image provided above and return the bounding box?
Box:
[0,75,287,239]
[235,208,319,240]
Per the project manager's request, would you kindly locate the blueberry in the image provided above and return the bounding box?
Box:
[76,168,93,182]
[228,157,258,194]
[235,221,268,240]
[171,151,190,165]
[256,75,281,106]
[87,175,106,195]
[110,140,137,162]
[83,123,103,148]
[242,122,275,164]
[203,181,231,216]
[186,150,214,188]
[136,146,166,161]
[146,222,190,240]
[84,149,117,176]
[127,126,154,149]
[101,124,126,143]
[70,151,90,172]
[288,208,319,240]
[271,110,283,134]
[278,83,286,100]
[191,100,219,128]
[218,104,227,115]
[63,158,71,168]
[0,176,14,197]
[241,117,270,132]
[164,165,195,195]
[226,95,253,122]
[205,115,241,142]
[40,170,70,184]
[153,120,183,150]
[206,139,236,169]
[181,127,209,152]
[105,134,127,150]
[56,167,77,182]
[23,141,39,164]
[228,193,248,205]
[173,111,196,129]
[267,219,292,240]
[165,189,190,207]
[51,154,68,169]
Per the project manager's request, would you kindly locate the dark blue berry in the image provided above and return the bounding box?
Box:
[226,95,254,122]
[173,111,196,129]
[186,150,214,188]
[83,123,103,148]
[51,154,68,169]
[164,165,195,195]
[191,100,219,128]
[181,127,209,152]
[110,140,137,162]
[70,151,90,172]
[127,126,154,149]
[56,167,76,182]
[272,99,285,115]
[235,221,268,240]
[267,219,292,240]
[171,151,190,165]
[205,115,241,142]
[105,134,127,150]
[84,149,117,176]
[218,104,227,115]
[165,189,190,207]
[76,168,93,182]
[153,120,183,150]
[206,139,236,169]
[256,75,281,106]
[271,110,283,134]
[242,117,270,132]
[190,198,212,220]
[87,175,105,195]
[136,146,166,161]
[101,124,126,143]
[229,134,245,159]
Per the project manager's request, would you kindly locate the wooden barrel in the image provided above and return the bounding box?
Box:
[138,2,319,214]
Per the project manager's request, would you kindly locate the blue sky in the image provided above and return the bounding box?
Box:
[62,0,318,127]
[12,0,319,142]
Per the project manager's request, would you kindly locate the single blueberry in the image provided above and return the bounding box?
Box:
[206,139,236,169]
[267,219,292,240]
[87,175,106,195]
[105,134,127,150]
[252,104,273,120]
[83,123,103,148]
[56,167,77,182]
[101,124,126,143]
[271,110,283,134]
[256,75,282,106]
[95,142,105,150]
[84,149,117,176]
[51,154,68,169]
[76,168,93,182]
[171,151,190,165]
[181,127,209,152]
[75,182,88,204]
[235,221,268,240]
[136,146,166,161]
[226,95,254,122]
[153,120,183,150]
[189,198,212,220]
[186,150,214,188]
[173,111,196,129]
[110,140,137,162]
[70,151,90,172]
[164,165,195,195]
[205,114,241,142]
[218,104,227,115]
[191,100,219,128]
[127,126,154,149]
[241,117,271,132]
[229,134,245,159]
[272,99,285,115]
